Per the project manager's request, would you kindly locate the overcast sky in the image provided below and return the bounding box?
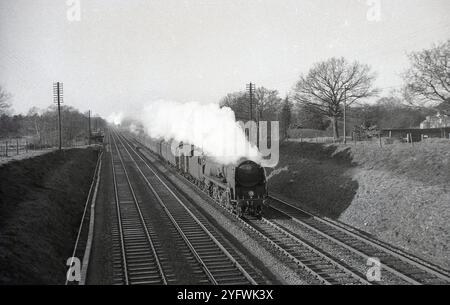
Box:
[0,0,449,117]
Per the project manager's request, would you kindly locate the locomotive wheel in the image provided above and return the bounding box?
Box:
[227,200,235,212]
[208,185,214,196]
[212,186,219,201]
[219,191,230,208]
[248,202,254,215]
[236,206,243,218]
[218,191,224,206]
[255,205,262,219]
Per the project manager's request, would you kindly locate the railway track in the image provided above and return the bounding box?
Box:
[126,135,371,284]
[266,196,450,285]
[128,133,449,285]
[110,131,259,285]
[110,132,169,284]
[243,216,370,285]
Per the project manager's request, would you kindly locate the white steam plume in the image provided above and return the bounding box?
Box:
[129,123,139,135]
[107,111,124,125]
[139,100,260,164]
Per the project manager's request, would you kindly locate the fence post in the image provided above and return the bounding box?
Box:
[5,140,8,157]
[379,131,382,148]
[16,138,19,155]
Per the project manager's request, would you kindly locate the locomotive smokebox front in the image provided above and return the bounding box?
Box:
[235,160,265,187]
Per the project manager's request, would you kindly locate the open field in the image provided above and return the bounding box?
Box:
[268,140,450,269]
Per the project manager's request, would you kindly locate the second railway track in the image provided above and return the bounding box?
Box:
[266,196,450,285]
[243,216,370,285]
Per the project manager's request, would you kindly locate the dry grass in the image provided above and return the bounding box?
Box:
[288,128,331,139]
[333,140,450,187]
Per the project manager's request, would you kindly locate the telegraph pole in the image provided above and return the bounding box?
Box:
[246,82,255,121]
[88,110,91,145]
[53,82,63,150]
[343,87,347,144]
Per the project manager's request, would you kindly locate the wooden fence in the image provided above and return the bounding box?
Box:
[0,138,32,157]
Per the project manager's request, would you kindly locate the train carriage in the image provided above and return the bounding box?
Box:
[161,140,177,166]
[137,135,267,218]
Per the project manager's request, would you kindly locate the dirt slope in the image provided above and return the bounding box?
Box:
[267,142,358,218]
[0,148,98,284]
[268,140,450,269]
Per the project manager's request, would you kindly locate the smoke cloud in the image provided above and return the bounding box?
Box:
[129,123,140,135]
[107,112,124,125]
[138,100,260,164]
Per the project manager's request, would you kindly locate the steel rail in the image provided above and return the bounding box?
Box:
[130,133,450,285]
[259,217,371,284]
[111,132,167,285]
[126,134,334,284]
[268,195,450,284]
[110,132,129,285]
[115,130,258,285]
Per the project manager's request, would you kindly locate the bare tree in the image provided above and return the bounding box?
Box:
[0,86,12,115]
[220,91,250,121]
[220,92,246,109]
[220,87,283,122]
[292,57,378,139]
[254,87,282,121]
[26,107,42,140]
[403,40,450,109]
[279,96,292,140]
[403,40,450,108]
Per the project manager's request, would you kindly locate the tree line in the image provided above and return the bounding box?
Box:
[1,39,449,143]
[0,92,106,147]
[220,39,450,140]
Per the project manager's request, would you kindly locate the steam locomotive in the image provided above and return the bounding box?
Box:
[143,138,267,218]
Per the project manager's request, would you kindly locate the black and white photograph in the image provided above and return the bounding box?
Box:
[0,0,449,296]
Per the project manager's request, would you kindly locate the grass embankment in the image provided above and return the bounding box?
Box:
[0,148,98,284]
[268,139,450,269]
